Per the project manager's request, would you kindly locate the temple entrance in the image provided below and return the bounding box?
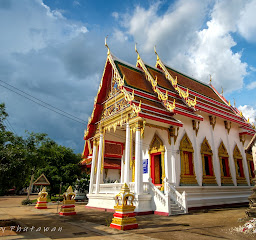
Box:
[149,133,165,186]
[151,153,163,185]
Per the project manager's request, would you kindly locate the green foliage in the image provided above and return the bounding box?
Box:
[21,199,32,205]
[0,103,83,196]
[51,196,63,202]
[75,173,90,193]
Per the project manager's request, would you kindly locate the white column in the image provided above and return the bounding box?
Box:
[192,134,202,186]
[124,122,130,184]
[226,133,236,185]
[89,140,97,194]
[121,155,125,183]
[135,122,143,195]
[95,132,103,194]
[210,127,221,186]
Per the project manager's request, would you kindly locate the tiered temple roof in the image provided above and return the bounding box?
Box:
[81,46,255,161]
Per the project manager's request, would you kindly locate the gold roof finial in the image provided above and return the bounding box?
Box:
[228,100,231,106]
[209,74,212,84]
[154,45,159,61]
[135,43,140,60]
[233,98,236,107]
[105,36,110,55]
[221,86,223,95]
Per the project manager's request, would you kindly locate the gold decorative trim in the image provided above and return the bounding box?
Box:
[141,120,146,138]
[224,121,231,134]
[192,120,200,136]
[130,128,133,170]
[149,133,166,189]
[135,45,176,112]
[149,133,165,154]
[209,116,216,130]
[179,133,198,185]
[233,145,247,185]
[132,159,135,182]
[239,134,245,146]
[201,137,217,185]
[169,126,179,145]
[218,141,233,185]
[154,46,196,108]
[101,133,105,173]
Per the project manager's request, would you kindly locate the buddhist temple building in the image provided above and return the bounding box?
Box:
[81,43,256,216]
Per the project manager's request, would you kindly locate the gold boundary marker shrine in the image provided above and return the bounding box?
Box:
[110,183,138,230]
[59,186,77,216]
[35,187,48,209]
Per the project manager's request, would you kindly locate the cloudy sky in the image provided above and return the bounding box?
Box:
[0,0,256,153]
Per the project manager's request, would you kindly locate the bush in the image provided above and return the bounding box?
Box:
[21,199,32,205]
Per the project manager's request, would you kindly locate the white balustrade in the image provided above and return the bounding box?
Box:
[148,180,166,206]
[98,183,124,194]
[165,181,188,213]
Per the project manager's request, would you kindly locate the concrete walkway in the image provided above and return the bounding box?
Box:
[0,195,254,239]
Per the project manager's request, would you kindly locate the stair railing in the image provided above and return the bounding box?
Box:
[165,179,188,213]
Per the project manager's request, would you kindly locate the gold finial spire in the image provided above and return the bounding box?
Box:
[228,100,231,106]
[105,36,110,55]
[247,117,250,123]
[209,74,212,84]
[221,86,223,95]
[135,43,140,60]
[154,45,159,61]
[233,98,236,107]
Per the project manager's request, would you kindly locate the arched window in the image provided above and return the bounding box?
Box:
[149,133,165,185]
[201,137,217,185]
[246,153,255,185]
[218,141,233,185]
[233,145,247,185]
[179,133,198,185]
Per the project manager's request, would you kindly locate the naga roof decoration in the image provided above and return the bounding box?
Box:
[135,44,175,113]
[154,46,197,109]
[82,41,255,158]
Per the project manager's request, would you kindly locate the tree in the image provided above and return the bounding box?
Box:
[0,103,83,196]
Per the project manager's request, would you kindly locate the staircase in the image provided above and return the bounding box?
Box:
[169,199,186,215]
[148,178,187,216]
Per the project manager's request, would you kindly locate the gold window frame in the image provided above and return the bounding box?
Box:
[201,137,217,185]
[218,141,233,185]
[233,145,247,185]
[179,133,198,185]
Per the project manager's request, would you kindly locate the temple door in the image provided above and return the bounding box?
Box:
[151,153,162,184]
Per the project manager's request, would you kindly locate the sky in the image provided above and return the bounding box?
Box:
[0,0,256,153]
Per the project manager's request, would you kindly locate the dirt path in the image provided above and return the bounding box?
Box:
[0,195,254,239]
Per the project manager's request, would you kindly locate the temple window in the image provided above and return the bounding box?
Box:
[218,141,233,186]
[179,133,198,186]
[201,137,217,185]
[246,153,255,185]
[233,144,247,186]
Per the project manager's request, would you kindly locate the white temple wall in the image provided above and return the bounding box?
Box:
[253,143,256,169]
[104,169,120,182]
[102,115,251,187]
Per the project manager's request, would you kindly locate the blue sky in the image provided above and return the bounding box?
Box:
[0,0,256,153]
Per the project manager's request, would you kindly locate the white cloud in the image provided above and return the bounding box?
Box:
[238,105,256,123]
[238,0,256,43]
[112,12,119,20]
[246,81,256,90]
[73,1,81,7]
[114,0,249,93]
